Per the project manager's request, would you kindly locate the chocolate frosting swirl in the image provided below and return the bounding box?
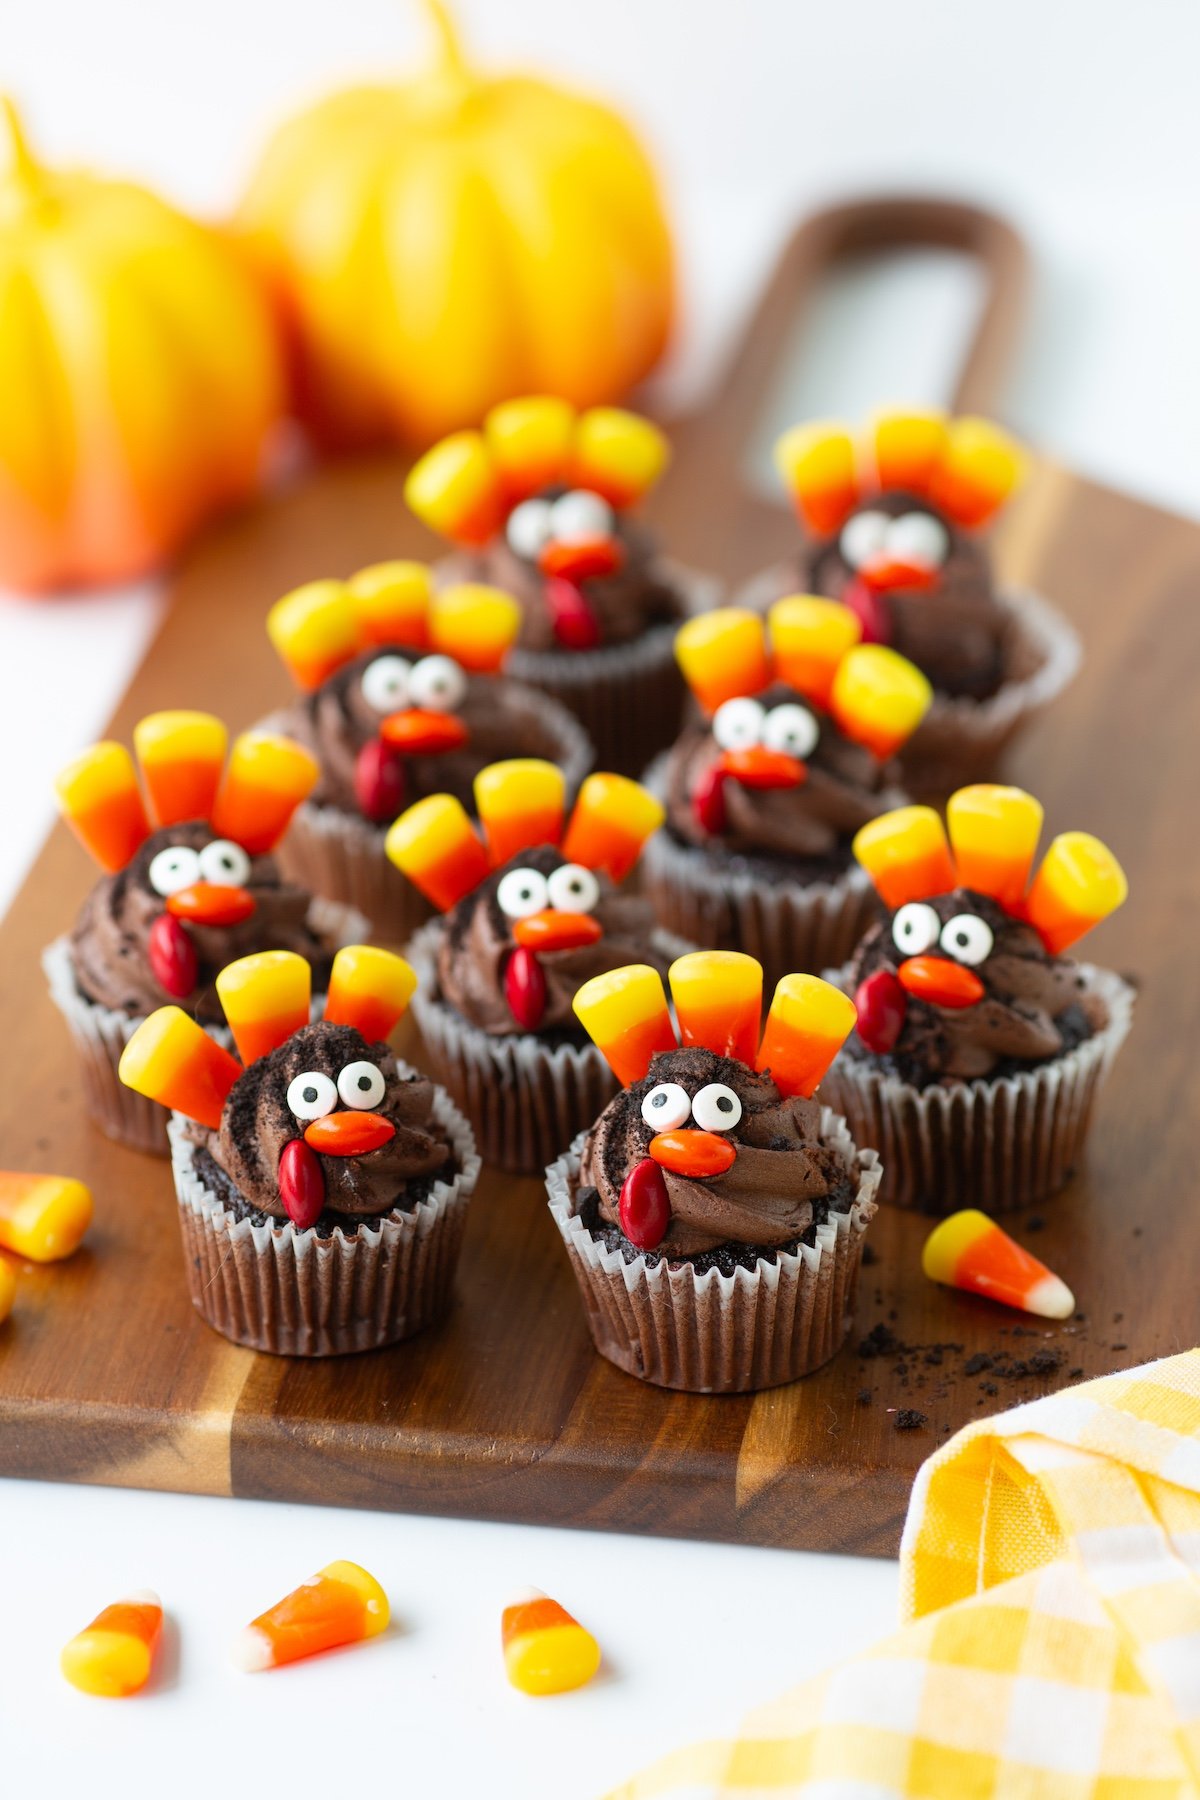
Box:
[69,821,338,1023]
[580,1046,850,1257]
[194,1021,450,1220]
[435,844,669,1035]
[846,888,1099,1083]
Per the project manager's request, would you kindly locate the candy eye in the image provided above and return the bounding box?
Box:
[762,702,819,760]
[198,839,251,887]
[361,655,412,714]
[507,498,554,560]
[939,912,994,966]
[839,509,889,569]
[692,1082,742,1132]
[148,845,202,897]
[286,1070,338,1121]
[546,862,600,914]
[550,489,614,544]
[496,867,550,919]
[640,1082,691,1131]
[336,1060,387,1110]
[408,654,467,713]
[712,696,766,752]
[893,902,941,955]
[885,511,949,571]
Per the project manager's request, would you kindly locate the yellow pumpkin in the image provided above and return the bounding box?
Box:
[237,1,675,450]
[0,100,284,593]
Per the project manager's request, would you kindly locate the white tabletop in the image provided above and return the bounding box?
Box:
[2,2,1197,1792]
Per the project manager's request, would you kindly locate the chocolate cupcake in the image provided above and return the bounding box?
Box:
[119,945,479,1355]
[405,397,714,775]
[738,412,1079,791]
[387,757,683,1174]
[547,952,879,1392]
[262,560,591,937]
[821,784,1133,1212]
[641,598,933,991]
[45,713,362,1154]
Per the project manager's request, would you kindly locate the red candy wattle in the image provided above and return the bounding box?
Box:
[853,969,908,1054]
[148,911,198,998]
[841,577,892,646]
[278,1136,325,1229]
[619,1156,671,1251]
[544,577,601,650]
[504,946,547,1030]
[354,738,407,824]
[692,763,727,835]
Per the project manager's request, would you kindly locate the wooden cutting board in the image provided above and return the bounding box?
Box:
[0,202,1194,1557]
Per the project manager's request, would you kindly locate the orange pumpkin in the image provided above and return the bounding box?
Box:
[0,100,284,593]
[237,1,675,450]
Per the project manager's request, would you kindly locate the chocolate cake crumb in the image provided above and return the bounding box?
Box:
[856,1388,872,1406]
[1025,1214,1045,1232]
[895,1409,927,1431]
[964,1353,993,1376]
[1069,1368,1084,1380]
[861,1242,878,1266]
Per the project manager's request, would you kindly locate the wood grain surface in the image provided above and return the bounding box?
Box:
[0,206,1193,1555]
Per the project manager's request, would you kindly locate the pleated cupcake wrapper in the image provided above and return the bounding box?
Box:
[167,1070,480,1357]
[546,1113,881,1393]
[819,962,1135,1214]
[42,898,368,1158]
[407,919,694,1178]
[737,567,1081,798]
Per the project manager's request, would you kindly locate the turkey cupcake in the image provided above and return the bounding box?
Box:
[45,713,362,1154]
[386,757,682,1174]
[641,597,932,990]
[821,784,1133,1212]
[738,411,1079,791]
[547,952,880,1392]
[262,559,591,937]
[118,945,479,1355]
[405,397,713,775]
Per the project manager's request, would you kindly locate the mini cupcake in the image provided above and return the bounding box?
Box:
[262,559,591,937]
[739,412,1079,791]
[642,597,932,990]
[405,397,714,775]
[821,784,1133,1213]
[45,713,361,1155]
[118,945,479,1355]
[547,951,879,1392]
[386,757,680,1175]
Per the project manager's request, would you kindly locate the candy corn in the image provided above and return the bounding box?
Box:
[1026,832,1128,955]
[0,1171,93,1262]
[927,417,1027,528]
[674,609,770,715]
[119,1008,243,1129]
[756,973,857,1098]
[347,560,433,649]
[267,580,360,691]
[0,1255,16,1325]
[568,407,669,508]
[870,411,949,494]
[133,711,228,828]
[474,761,565,867]
[573,965,677,1086]
[501,1589,601,1696]
[923,1209,1075,1320]
[386,796,490,912]
[216,952,311,1066]
[61,1592,163,1697]
[323,946,417,1043]
[55,741,149,873]
[430,584,521,673]
[670,951,762,1065]
[853,806,957,909]
[774,421,858,534]
[232,1561,389,1672]
[560,773,665,883]
[830,645,932,760]
[210,732,319,856]
[768,596,862,709]
[485,395,574,500]
[404,430,505,546]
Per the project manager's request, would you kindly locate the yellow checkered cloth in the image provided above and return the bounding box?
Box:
[608,1351,1200,1799]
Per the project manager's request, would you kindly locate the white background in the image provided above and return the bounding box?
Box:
[1,3,1197,1794]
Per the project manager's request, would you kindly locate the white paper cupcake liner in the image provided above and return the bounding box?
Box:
[546,1112,881,1393]
[167,1070,480,1356]
[819,961,1135,1213]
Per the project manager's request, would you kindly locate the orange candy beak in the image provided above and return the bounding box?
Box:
[719,747,807,789]
[897,955,985,1009]
[537,537,624,583]
[303,1112,396,1157]
[165,884,256,927]
[858,558,939,594]
[380,710,470,755]
[649,1130,737,1178]
[512,911,603,953]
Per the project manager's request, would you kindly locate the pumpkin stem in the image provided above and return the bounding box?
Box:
[422,0,469,82]
[0,96,42,193]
